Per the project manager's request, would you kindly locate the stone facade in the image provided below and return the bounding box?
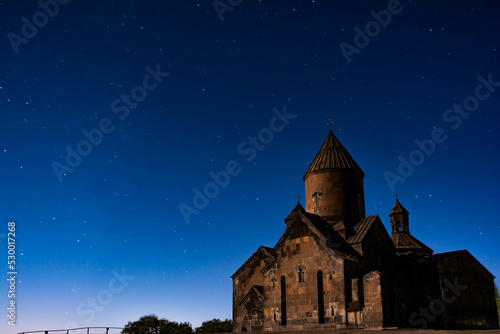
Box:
[231,130,499,331]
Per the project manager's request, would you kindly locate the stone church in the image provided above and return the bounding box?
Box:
[231,130,498,331]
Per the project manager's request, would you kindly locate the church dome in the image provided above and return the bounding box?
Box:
[303,130,365,227]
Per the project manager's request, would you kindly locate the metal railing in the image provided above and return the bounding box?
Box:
[18,327,125,334]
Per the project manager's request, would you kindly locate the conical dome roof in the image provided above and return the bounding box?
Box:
[303,130,363,180]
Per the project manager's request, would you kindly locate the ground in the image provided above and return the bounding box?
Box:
[226,330,500,334]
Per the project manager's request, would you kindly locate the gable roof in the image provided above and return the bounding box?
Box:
[332,219,356,235]
[303,130,363,180]
[391,232,433,256]
[239,285,264,306]
[347,215,397,256]
[261,246,275,256]
[417,249,495,278]
[347,215,378,244]
[231,246,276,279]
[284,201,305,225]
[274,203,361,261]
[418,249,464,263]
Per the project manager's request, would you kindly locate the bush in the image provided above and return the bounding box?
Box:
[195,318,232,333]
[123,314,193,334]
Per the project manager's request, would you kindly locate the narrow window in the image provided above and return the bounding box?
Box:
[313,192,322,213]
[317,271,325,324]
[281,275,287,326]
[298,267,304,282]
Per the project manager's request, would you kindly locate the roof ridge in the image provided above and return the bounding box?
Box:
[275,209,361,260]
[231,246,275,279]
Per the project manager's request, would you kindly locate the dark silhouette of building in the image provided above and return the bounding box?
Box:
[231,130,498,331]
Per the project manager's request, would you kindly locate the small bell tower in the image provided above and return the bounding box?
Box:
[389,196,433,257]
[389,196,410,234]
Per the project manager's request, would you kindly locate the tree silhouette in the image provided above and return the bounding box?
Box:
[195,318,232,333]
[123,314,193,334]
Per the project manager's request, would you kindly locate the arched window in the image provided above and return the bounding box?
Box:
[298,267,305,282]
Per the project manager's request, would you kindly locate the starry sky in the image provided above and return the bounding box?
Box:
[1,1,499,333]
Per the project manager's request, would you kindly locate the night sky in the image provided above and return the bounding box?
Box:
[1,1,499,333]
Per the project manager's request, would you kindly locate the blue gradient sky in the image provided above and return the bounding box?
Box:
[1,1,499,333]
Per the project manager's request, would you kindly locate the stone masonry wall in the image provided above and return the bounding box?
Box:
[363,271,384,328]
[363,271,384,329]
[233,249,273,332]
[262,220,348,331]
